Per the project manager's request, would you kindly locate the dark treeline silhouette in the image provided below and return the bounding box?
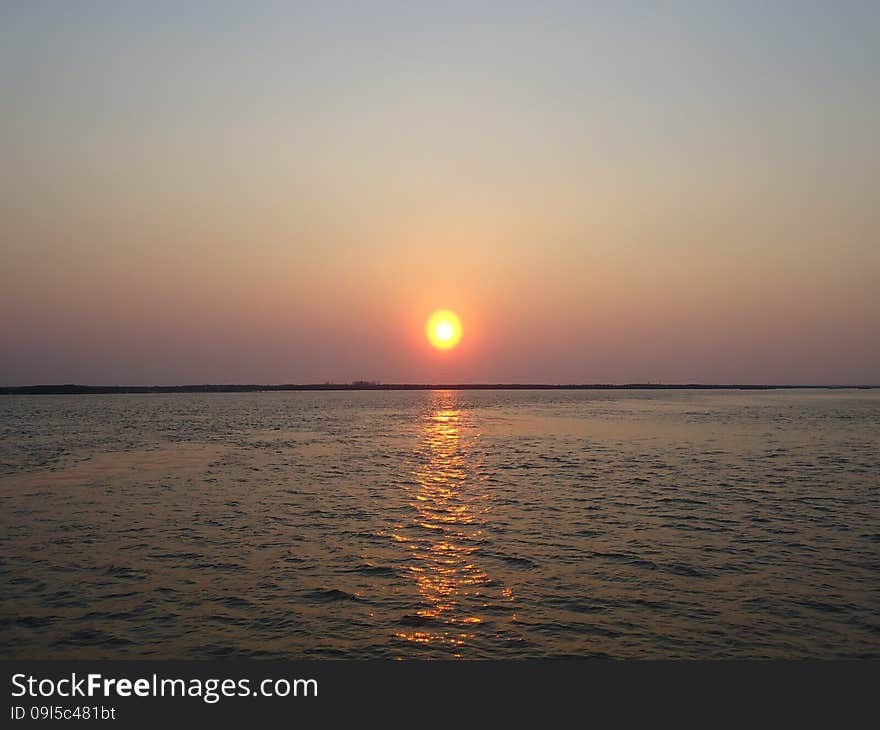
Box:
[1,383,875,395]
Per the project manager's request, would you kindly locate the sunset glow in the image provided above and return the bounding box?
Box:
[1,3,877,386]
[426,311,462,351]
[2,1,878,684]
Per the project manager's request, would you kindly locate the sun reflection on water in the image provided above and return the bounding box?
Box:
[393,392,502,655]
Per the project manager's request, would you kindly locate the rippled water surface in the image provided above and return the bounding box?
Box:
[1,389,878,658]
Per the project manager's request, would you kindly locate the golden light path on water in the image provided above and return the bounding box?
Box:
[393,393,512,654]
[2,391,879,659]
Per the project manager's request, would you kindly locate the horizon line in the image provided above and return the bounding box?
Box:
[1,382,877,395]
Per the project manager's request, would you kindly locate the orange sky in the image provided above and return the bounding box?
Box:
[1,3,878,384]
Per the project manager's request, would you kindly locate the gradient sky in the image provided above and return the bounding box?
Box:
[2,1,878,385]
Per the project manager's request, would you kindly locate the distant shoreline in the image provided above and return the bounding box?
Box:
[1,383,876,395]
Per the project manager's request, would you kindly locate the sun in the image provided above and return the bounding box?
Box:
[426,310,462,350]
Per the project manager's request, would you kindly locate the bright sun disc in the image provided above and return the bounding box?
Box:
[426,310,462,350]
